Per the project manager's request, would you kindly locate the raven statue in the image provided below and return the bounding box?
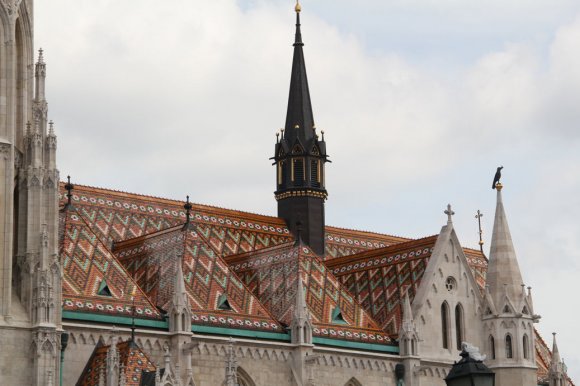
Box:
[492,166,503,189]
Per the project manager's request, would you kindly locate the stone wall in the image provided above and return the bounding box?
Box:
[0,325,34,385]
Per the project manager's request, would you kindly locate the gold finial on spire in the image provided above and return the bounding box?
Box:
[295,0,302,13]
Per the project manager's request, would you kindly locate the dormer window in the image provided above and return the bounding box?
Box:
[331,307,348,325]
[503,305,511,314]
[217,293,233,311]
[97,279,113,297]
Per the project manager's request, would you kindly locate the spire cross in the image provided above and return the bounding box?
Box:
[64,175,74,206]
[475,210,484,252]
[444,204,455,224]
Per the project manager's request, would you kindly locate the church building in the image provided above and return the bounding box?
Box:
[0,1,574,385]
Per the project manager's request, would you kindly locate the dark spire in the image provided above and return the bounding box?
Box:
[273,2,329,257]
[284,1,315,146]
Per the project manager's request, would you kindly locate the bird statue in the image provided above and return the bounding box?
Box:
[492,166,503,189]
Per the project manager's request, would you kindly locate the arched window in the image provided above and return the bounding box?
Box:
[237,367,255,386]
[489,335,496,359]
[345,377,363,386]
[455,303,464,350]
[441,302,450,349]
[505,334,513,358]
[523,334,529,359]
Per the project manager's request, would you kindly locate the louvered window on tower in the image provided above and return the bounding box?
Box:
[293,158,304,185]
[310,160,320,187]
[97,279,112,297]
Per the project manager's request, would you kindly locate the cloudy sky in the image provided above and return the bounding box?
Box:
[36,0,580,380]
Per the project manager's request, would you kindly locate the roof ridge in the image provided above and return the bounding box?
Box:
[61,181,286,224]
[224,240,296,264]
[326,234,439,268]
[325,224,412,241]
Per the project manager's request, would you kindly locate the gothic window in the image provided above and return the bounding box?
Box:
[97,280,113,297]
[445,277,457,292]
[278,161,285,186]
[522,306,529,315]
[505,334,513,358]
[293,158,304,184]
[441,302,450,349]
[237,367,255,386]
[311,146,320,156]
[523,334,529,359]
[489,335,496,359]
[310,160,320,187]
[455,303,464,350]
[485,307,493,315]
[503,304,511,313]
[345,377,363,386]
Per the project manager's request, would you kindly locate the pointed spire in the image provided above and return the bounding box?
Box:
[174,258,188,308]
[486,183,525,307]
[284,1,315,146]
[294,269,308,320]
[35,48,47,102]
[552,333,561,367]
[401,291,413,327]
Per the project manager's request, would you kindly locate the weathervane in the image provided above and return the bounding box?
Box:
[475,210,484,253]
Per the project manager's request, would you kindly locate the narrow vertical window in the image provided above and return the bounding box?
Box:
[278,161,285,186]
[310,159,320,187]
[294,158,304,184]
[441,302,449,349]
[505,334,513,358]
[523,334,529,359]
[489,335,496,359]
[455,304,464,350]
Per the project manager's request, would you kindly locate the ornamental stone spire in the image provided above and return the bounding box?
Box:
[486,183,525,307]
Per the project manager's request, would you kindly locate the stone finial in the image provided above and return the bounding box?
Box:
[38,48,44,64]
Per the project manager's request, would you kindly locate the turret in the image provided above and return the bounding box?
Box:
[274,1,329,256]
[549,333,566,386]
[290,268,313,345]
[482,181,538,386]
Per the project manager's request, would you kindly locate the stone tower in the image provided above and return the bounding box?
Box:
[482,183,538,386]
[1,2,62,384]
[274,1,329,256]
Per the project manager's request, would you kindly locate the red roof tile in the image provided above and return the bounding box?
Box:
[113,225,284,334]
[227,242,394,345]
[76,340,156,386]
[60,207,161,319]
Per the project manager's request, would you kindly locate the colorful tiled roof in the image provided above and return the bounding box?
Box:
[324,226,410,260]
[113,225,284,334]
[62,184,293,257]
[326,236,438,334]
[227,242,394,345]
[76,340,156,386]
[60,207,161,319]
